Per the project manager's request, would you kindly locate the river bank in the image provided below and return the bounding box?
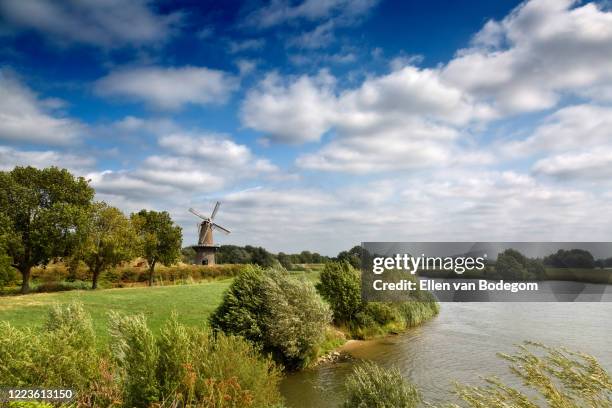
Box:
[281,302,612,407]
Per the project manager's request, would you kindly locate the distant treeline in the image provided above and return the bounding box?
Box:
[182,245,333,268]
[182,244,363,269]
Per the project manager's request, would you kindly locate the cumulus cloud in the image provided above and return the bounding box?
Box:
[89,130,279,207]
[206,170,612,253]
[503,104,612,155]
[0,145,94,172]
[242,66,493,171]
[241,71,337,143]
[0,71,83,145]
[442,0,612,113]
[0,0,181,48]
[532,148,612,181]
[95,66,239,110]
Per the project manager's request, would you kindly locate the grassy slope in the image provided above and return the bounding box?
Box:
[0,271,320,344]
[0,280,232,343]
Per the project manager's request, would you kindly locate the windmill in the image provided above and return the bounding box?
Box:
[189,202,230,265]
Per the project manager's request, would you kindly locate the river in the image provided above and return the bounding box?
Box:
[280,302,612,407]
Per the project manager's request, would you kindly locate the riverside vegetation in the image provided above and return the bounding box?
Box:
[1,265,611,407]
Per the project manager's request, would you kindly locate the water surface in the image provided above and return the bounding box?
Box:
[281,302,612,407]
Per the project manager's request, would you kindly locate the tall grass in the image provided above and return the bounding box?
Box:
[0,303,284,407]
[343,361,421,408]
[447,341,612,408]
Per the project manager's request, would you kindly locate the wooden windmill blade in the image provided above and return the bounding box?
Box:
[210,201,220,221]
[189,207,208,220]
[212,222,230,234]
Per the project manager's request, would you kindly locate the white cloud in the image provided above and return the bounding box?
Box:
[207,170,612,254]
[503,104,612,155]
[95,66,239,110]
[532,148,612,180]
[245,0,379,28]
[0,146,93,172]
[243,66,494,171]
[228,38,265,53]
[442,0,612,113]
[0,71,83,144]
[241,71,337,143]
[88,130,279,211]
[0,0,181,48]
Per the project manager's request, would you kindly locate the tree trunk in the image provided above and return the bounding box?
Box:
[92,266,101,289]
[148,260,156,287]
[20,265,31,294]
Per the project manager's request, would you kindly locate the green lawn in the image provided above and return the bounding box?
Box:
[0,270,321,344]
[0,279,232,343]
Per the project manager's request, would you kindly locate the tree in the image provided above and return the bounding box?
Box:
[316,261,362,323]
[130,210,182,286]
[337,245,362,269]
[0,213,17,291]
[79,203,136,289]
[495,251,526,280]
[0,166,94,293]
[544,249,596,269]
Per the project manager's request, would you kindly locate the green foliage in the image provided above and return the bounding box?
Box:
[363,302,400,326]
[449,342,612,408]
[0,166,95,293]
[130,209,182,286]
[261,269,332,368]
[495,251,527,280]
[317,261,362,324]
[109,312,160,406]
[210,265,331,369]
[336,245,362,269]
[0,303,102,397]
[544,248,596,269]
[0,303,283,408]
[78,202,137,289]
[494,249,548,280]
[343,361,421,408]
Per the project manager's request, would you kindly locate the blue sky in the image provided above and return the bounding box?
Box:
[1,0,612,255]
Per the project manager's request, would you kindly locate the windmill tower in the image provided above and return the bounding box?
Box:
[189,202,230,265]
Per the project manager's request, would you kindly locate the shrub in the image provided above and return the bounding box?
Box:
[109,312,160,407]
[210,266,331,369]
[343,361,421,408]
[0,304,284,408]
[363,302,400,326]
[317,261,362,324]
[262,269,332,368]
[0,303,105,401]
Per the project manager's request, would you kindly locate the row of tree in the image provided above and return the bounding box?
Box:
[182,244,332,269]
[0,166,182,293]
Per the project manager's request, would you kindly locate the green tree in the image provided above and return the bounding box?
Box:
[78,203,136,289]
[317,261,363,324]
[0,213,17,291]
[0,166,94,293]
[337,245,362,269]
[495,252,526,280]
[130,210,182,286]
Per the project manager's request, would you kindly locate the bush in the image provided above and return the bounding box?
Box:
[363,302,400,326]
[0,303,106,404]
[109,312,160,407]
[317,261,362,324]
[0,303,283,408]
[210,265,331,369]
[343,361,421,408]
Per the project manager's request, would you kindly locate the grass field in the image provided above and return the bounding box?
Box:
[0,270,321,343]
